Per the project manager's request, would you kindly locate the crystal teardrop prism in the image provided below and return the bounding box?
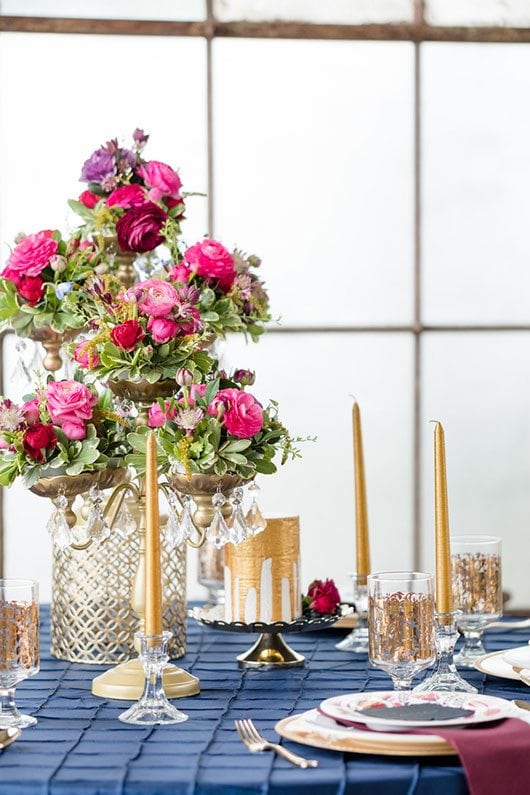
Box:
[46,493,73,549]
[229,487,249,544]
[114,500,137,539]
[206,492,230,548]
[85,486,110,543]
[245,481,266,535]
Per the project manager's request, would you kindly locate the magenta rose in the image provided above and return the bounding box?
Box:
[110,319,145,352]
[127,279,179,317]
[168,263,192,284]
[3,230,59,280]
[22,398,40,425]
[184,239,236,292]
[73,342,99,369]
[22,423,57,463]
[107,184,147,209]
[116,202,167,253]
[307,579,341,615]
[79,190,100,209]
[138,160,182,203]
[17,276,45,306]
[208,388,263,439]
[45,380,97,427]
[147,316,180,344]
[148,401,177,428]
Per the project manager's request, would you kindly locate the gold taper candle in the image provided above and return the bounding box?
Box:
[145,430,163,635]
[353,402,370,577]
[434,421,452,614]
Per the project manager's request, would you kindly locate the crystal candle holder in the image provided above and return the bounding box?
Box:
[119,631,188,725]
[451,535,502,668]
[414,610,478,693]
[336,573,368,653]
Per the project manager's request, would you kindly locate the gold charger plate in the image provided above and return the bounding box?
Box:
[473,649,523,682]
[275,709,455,757]
[0,728,20,750]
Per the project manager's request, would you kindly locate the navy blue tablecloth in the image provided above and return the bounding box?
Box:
[1,607,530,795]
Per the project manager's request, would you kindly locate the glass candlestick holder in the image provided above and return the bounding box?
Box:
[414,610,478,693]
[119,631,189,725]
[336,573,368,653]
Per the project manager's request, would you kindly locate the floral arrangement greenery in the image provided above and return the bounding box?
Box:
[68,129,186,255]
[0,229,99,337]
[69,277,212,384]
[0,378,130,487]
[126,368,304,479]
[164,237,271,342]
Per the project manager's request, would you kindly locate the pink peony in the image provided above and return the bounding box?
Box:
[62,420,87,441]
[116,202,167,253]
[148,401,176,428]
[184,239,236,292]
[22,398,40,425]
[127,279,179,317]
[168,262,192,284]
[3,230,59,280]
[45,380,97,427]
[138,160,182,203]
[147,316,180,343]
[106,184,147,209]
[209,388,263,439]
[73,342,99,369]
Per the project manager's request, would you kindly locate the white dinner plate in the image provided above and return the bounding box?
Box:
[319,691,513,731]
[503,646,530,669]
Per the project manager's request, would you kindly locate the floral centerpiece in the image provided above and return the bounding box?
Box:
[164,238,271,342]
[0,378,130,487]
[127,369,302,480]
[0,229,98,337]
[68,129,186,258]
[69,277,212,385]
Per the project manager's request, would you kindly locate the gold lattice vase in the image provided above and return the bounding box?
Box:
[51,524,186,664]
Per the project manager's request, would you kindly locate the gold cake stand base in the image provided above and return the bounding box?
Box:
[237,632,305,668]
[92,659,200,700]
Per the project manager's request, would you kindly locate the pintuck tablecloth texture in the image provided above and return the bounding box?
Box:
[1,606,529,795]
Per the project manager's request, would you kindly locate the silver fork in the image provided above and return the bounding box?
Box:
[235,718,318,768]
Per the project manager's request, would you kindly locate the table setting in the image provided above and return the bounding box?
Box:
[1,128,530,795]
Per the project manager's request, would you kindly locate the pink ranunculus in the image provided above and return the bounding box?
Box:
[147,316,180,344]
[22,398,40,425]
[45,380,97,427]
[127,279,179,317]
[73,341,99,369]
[208,388,263,439]
[3,230,59,279]
[62,420,87,441]
[137,160,182,203]
[184,239,236,292]
[148,401,176,428]
[106,184,147,209]
[116,202,167,253]
[168,262,192,284]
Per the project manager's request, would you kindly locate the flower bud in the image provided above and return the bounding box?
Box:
[50,255,67,273]
[175,368,194,387]
[233,368,255,387]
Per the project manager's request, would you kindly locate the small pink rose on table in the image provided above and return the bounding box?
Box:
[305,579,341,615]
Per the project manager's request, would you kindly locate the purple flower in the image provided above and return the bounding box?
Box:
[80,148,116,185]
[133,128,149,149]
[176,284,200,305]
[117,148,136,173]
[233,369,255,387]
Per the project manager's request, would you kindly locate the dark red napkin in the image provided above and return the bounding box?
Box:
[318,708,530,795]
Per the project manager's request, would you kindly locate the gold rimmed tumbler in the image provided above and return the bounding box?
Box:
[0,579,39,728]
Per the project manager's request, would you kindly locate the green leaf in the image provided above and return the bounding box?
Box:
[67,199,97,223]
[253,459,277,475]
[222,439,251,453]
[222,452,248,465]
[128,431,148,452]
[204,378,220,405]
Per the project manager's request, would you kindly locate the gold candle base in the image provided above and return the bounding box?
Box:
[237,633,304,668]
[91,658,200,700]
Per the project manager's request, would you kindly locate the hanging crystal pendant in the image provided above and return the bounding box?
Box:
[11,340,32,387]
[84,485,110,543]
[229,487,249,544]
[46,493,73,549]
[245,481,266,535]
[113,499,137,539]
[206,491,231,549]
[164,490,190,549]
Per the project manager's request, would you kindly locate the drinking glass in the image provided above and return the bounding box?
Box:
[451,535,502,667]
[368,572,435,694]
[0,579,39,728]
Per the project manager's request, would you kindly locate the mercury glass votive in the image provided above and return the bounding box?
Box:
[451,535,502,668]
[368,572,436,694]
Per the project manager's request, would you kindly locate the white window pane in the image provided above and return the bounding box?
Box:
[423,44,530,324]
[426,0,530,27]
[1,1,205,20]
[0,33,207,252]
[214,40,414,327]
[223,332,414,594]
[214,0,413,24]
[421,332,530,609]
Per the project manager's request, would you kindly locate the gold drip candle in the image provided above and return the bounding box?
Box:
[353,402,370,579]
[144,431,162,636]
[434,422,452,614]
